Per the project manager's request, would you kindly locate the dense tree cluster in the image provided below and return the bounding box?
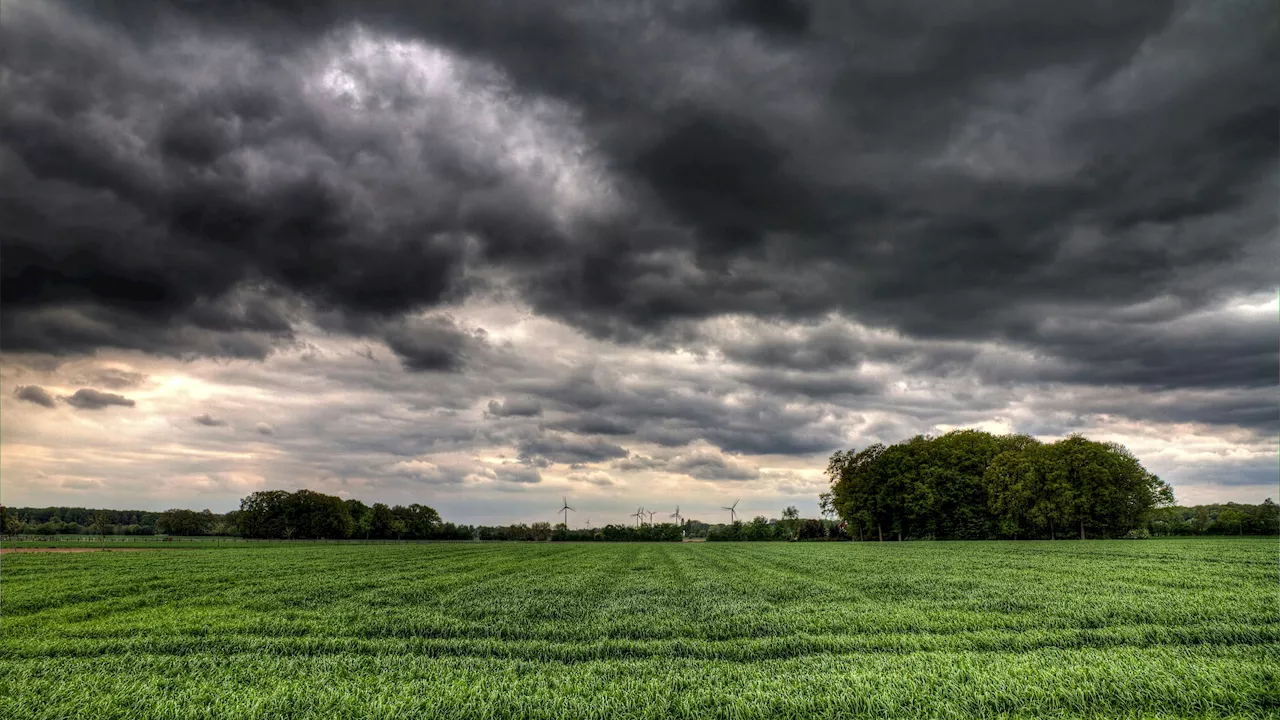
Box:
[823,431,1176,540]
[0,506,237,536]
[156,509,241,536]
[707,516,847,541]
[237,490,463,540]
[1148,500,1279,537]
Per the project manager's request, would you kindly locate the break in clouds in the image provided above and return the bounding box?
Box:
[1,0,1276,520]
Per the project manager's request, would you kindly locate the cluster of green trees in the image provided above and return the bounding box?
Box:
[470,522,684,541]
[155,509,240,536]
[0,506,240,536]
[822,431,1176,540]
[1148,501,1279,536]
[237,490,468,540]
[707,514,848,541]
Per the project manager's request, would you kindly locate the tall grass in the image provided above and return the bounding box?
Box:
[2,539,1276,718]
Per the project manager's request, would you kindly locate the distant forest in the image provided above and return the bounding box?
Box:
[3,428,1277,541]
[4,498,1275,541]
[822,429,1278,540]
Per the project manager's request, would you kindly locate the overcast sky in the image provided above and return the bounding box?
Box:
[2,0,1276,524]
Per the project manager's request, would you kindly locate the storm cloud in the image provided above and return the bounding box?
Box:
[0,0,1274,519]
[62,389,136,410]
[14,385,57,408]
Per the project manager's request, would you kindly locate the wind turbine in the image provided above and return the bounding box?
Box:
[722,499,739,523]
[670,505,683,525]
[631,506,645,527]
[559,496,575,527]
[646,510,658,525]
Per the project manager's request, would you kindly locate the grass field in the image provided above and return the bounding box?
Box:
[1,539,1276,719]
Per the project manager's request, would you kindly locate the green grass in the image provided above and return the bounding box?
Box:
[1,539,1276,719]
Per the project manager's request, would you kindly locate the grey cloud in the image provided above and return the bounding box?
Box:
[567,471,615,486]
[516,432,630,466]
[668,450,760,482]
[192,413,229,427]
[255,422,276,435]
[14,385,57,408]
[70,368,148,390]
[62,388,136,410]
[493,463,542,484]
[0,0,1272,469]
[719,325,867,370]
[613,455,666,472]
[517,364,853,456]
[380,316,486,373]
[544,414,634,436]
[486,396,543,418]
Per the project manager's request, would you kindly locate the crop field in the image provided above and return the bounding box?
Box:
[1,539,1276,719]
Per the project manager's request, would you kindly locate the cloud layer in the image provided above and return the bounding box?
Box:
[1,0,1275,519]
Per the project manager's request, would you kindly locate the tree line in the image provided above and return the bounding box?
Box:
[1148,500,1278,537]
[821,430,1183,541]
[237,490,468,540]
[0,506,239,536]
[5,469,1275,542]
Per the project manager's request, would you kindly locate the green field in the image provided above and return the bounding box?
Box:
[1,540,1276,719]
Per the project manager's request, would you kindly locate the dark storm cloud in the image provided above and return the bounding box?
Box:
[379,316,484,373]
[543,414,633,436]
[192,413,228,427]
[510,365,850,456]
[14,385,57,408]
[62,388,136,410]
[726,0,812,37]
[516,433,630,466]
[720,326,866,370]
[668,450,760,482]
[1,0,1274,439]
[485,397,543,418]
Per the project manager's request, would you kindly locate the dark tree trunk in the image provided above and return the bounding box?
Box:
[1080,519,1085,540]
[897,531,902,542]
[1050,519,1055,540]
[878,524,883,542]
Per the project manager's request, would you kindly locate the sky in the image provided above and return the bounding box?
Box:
[1,0,1276,525]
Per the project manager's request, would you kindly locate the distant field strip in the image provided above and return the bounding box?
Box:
[2,540,1277,719]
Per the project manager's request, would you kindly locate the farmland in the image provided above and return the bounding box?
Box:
[1,539,1276,719]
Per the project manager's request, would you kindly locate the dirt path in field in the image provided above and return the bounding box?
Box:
[0,547,163,554]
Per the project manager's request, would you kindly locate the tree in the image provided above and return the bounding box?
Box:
[827,430,1170,541]
[157,509,214,536]
[827,443,886,541]
[90,510,112,545]
[239,491,291,538]
[778,506,801,540]
[1262,499,1280,535]
[283,490,353,539]
[984,449,1039,539]
[1217,508,1246,536]
[394,504,442,539]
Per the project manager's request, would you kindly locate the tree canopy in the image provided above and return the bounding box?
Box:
[237,490,454,540]
[825,430,1175,540]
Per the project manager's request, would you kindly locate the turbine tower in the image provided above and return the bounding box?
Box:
[646,510,658,525]
[670,505,683,525]
[722,499,739,523]
[559,497,575,527]
[631,506,645,527]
